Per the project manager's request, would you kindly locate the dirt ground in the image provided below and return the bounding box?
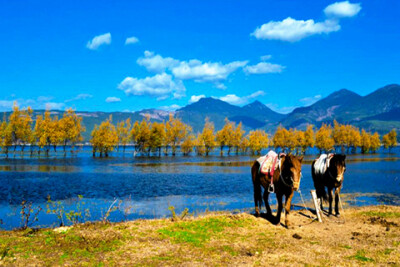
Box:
[0,205,399,266]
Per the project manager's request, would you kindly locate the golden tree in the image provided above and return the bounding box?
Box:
[382,129,397,152]
[116,118,131,152]
[216,118,235,156]
[273,126,290,152]
[8,104,34,152]
[232,122,244,154]
[199,117,216,156]
[303,125,315,154]
[0,120,12,158]
[369,132,381,153]
[292,129,305,155]
[149,122,166,156]
[346,125,361,153]
[35,111,54,155]
[195,134,206,156]
[248,130,269,155]
[165,115,188,156]
[49,116,63,152]
[315,123,334,153]
[240,136,249,154]
[332,120,347,153]
[130,119,151,155]
[59,108,85,153]
[181,133,195,156]
[90,116,118,157]
[360,129,371,154]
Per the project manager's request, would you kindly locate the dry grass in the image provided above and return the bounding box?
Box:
[0,205,399,266]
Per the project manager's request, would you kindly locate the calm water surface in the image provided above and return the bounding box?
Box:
[0,147,399,229]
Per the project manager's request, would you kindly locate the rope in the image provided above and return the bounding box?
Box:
[338,194,346,223]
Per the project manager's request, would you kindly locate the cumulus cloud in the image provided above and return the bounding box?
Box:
[189,95,206,103]
[45,102,65,110]
[216,90,265,105]
[252,17,340,42]
[65,93,93,102]
[158,104,181,111]
[118,73,186,100]
[172,60,248,83]
[86,33,111,50]
[105,96,121,103]
[244,62,285,74]
[125,36,139,45]
[137,51,180,73]
[260,55,272,61]
[299,94,322,106]
[324,1,361,18]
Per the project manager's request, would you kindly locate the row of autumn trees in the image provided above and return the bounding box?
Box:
[0,106,84,157]
[0,105,398,157]
[90,114,398,157]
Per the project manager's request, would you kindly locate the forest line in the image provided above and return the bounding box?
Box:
[0,105,398,157]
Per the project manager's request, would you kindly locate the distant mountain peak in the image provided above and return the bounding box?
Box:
[328,88,361,99]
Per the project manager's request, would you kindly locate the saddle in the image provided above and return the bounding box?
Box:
[257,150,282,192]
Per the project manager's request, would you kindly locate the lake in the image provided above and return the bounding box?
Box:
[0,147,399,230]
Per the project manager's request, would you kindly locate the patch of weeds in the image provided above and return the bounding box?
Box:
[348,250,374,262]
[222,245,238,256]
[310,241,319,245]
[158,216,249,247]
[393,241,400,247]
[383,248,394,255]
[360,211,400,218]
[341,245,352,249]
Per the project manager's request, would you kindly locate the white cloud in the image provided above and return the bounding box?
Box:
[244,62,285,74]
[105,97,121,103]
[158,104,181,111]
[118,73,186,100]
[137,51,180,73]
[172,60,248,83]
[189,95,206,103]
[86,33,111,50]
[37,96,53,102]
[214,83,227,90]
[324,1,361,18]
[299,94,322,106]
[0,100,15,110]
[252,17,340,42]
[136,51,248,85]
[45,102,65,110]
[260,55,272,61]
[125,36,139,45]
[216,90,265,105]
[65,93,93,102]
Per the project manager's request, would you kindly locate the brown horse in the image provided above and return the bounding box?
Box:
[251,154,303,227]
[311,154,346,217]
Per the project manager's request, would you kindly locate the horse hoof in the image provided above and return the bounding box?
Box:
[336,213,341,218]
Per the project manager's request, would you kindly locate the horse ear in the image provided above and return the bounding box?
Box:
[298,156,304,163]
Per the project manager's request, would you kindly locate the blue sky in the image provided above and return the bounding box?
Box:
[0,0,399,113]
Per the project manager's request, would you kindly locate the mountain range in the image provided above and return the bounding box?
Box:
[2,84,399,141]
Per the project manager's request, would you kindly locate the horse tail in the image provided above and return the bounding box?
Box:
[251,161,263,215]
[311,160,327,201]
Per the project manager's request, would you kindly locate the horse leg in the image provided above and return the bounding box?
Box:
[253,182,262,217]
[263,190,271,215]
[335,187,341,217]
[275,193,283,225]
[285,191,294,228]
[328,187,333,216]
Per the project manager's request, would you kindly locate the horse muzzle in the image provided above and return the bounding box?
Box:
[293,181,300,191]
[336,173,344,182]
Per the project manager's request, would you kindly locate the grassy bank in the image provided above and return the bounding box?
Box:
[0,205,399,266]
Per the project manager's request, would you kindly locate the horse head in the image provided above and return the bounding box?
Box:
[279,154,304,191]
[330,154,346,182]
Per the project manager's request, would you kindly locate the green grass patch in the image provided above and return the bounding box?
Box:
[360,211,400,218]
[383,248,394,255]
[158,216,250,247]
[348,250,374,262]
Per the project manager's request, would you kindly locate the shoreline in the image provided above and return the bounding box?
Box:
[1,205,399,265]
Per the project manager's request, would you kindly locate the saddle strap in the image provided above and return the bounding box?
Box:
[269,155,278,186]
